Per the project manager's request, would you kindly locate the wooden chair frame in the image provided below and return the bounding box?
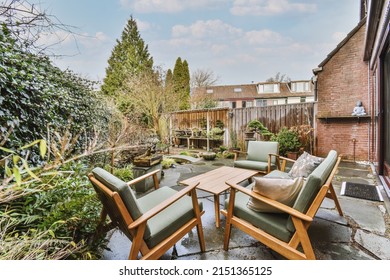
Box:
[89,169,206,260]
[221,156,342,260]
[276,155,343,216]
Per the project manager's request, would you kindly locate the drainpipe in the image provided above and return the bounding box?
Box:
[312,75,318,102]
[206,111,210,151]
[367,64,371,162]
[312,67,323,102]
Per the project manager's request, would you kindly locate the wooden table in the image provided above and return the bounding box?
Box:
[180,166,259,227]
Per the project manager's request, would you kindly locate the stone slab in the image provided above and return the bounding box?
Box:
[355,229,390,260]
[339,197,386,234]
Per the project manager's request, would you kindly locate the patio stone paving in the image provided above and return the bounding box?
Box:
[101,154,390,260]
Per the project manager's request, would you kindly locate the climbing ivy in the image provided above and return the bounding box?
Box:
[0,28,110,153]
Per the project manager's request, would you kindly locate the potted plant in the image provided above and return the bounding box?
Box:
[246,120,273,140]
[229,129,240,151]
[271,127,301,159]
[245,120,259,138]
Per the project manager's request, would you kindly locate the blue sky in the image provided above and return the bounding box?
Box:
[32,0,360,85]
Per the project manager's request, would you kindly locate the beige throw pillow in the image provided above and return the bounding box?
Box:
[288,152,324,178]
[247,176,304,213]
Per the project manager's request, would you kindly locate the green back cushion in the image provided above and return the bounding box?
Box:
[92,167,143,220]
[286,174,321,232]
[311,150,338,185]
[246,141,279,164]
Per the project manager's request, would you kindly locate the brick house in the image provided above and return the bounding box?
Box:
[191,80,314,109]
[313,19,371,161]
[314,0,390,197]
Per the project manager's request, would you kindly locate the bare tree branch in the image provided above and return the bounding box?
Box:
[0,0,81,56]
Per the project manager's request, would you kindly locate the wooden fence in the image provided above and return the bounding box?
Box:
[230,102,315,148]
[168,102,315,149]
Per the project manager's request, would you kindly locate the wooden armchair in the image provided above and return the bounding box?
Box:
[222,150,341,260]
[233,141,280,174]
[88,167,205,260]
[272,153,343,216]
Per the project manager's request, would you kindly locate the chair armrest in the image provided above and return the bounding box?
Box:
[273,155,296,172]
[233,150,247,161]
[128,182,200,230]
[126,169,160,190]
[225,181,312,222]
[268,153,281,171]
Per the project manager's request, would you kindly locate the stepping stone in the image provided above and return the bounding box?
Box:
[166,155,201,163]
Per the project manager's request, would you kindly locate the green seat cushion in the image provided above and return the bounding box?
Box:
[92,167,143,220]
[264,170,292,179]
[138,187,203,248]
[225,184,292,243]
[234,160,276,172]
[246,141,279,164]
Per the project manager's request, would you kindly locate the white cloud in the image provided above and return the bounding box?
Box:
[244,29,285,45]
[231,0,317,16]
[36,30,75,48]
[120,0,225,13]
[172,20,243,39]
[135,19,152,32]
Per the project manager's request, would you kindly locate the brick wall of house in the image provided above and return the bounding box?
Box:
[316,22,373,161]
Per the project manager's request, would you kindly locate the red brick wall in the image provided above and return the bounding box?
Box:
[316,22,372,161]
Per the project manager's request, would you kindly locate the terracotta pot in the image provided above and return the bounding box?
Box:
[287,151,299,160]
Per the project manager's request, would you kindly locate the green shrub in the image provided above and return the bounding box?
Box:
[161,158,176,169]
[179,150,192,156]
[271,127,301,156]
[114,166,134,181]
[0,141,107,260]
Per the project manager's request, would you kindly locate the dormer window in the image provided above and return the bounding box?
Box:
[257,83,280,93]
[206,89,213,94]
[234,88,242,93]
[291,81,310,92]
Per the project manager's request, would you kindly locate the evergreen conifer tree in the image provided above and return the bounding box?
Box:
[172,57,191,110]
[101,16,153,96]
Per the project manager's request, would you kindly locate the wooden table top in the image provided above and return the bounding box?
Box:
[179,166,259,195]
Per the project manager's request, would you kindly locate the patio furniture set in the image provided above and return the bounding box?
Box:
[88,141,342,260]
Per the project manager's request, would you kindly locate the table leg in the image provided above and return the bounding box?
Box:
[214,194,220,228]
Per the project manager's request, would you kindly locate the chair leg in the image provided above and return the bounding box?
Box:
[223,191,236,250]
[190,188,206,252]
[328,183,343,216]
[291,217,315,260]
[128,223,147,260]
[196,222,206,252]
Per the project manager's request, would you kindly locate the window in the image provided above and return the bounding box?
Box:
[291,82,310,92]
[256,99,267,107]
[257,83,280,93]
[231,101,236,109]
[234,88,242,93]
[206,89,213,94]
[242,101,246,108]
[300,97,306,103]
[246,101,253,107]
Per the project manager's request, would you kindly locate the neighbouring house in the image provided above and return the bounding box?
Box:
[314,0,390,197]
[191,80,314,109]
